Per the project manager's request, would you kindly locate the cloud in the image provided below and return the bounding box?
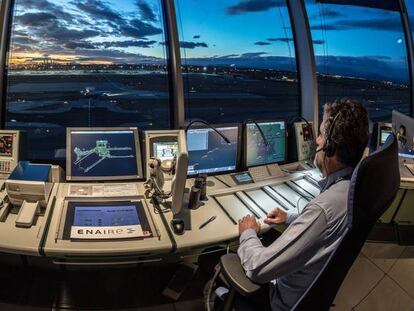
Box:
[12,35,38,45]
[312,39,325,45]
[136,0,157,22]
[315,8,342,19]
[216,54,239,59]
[18,0,74,21]
[312,17,402,32]
[76,0,124,24]
[193,35,201,39]
[254,41,271,46]
[101,40,157,48]
[119,19,162,38]
[267,37,293,42]
[179,41,208,49]
[65,41,97,49]
[240,52,267,58]
[15,12,57,27]
[227,0,284,15]
[72,48,164,64]
[45,27,100,42]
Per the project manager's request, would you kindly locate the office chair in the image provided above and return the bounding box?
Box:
[217,134,400,311]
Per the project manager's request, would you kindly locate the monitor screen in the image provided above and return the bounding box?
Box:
[187,126,239,175]
[392,110,414,157]
[245,121,286,167]
[152,140,178,161]
[73,204,140,227]
[0,134,13,157]
[67,128,142,181]
[380,128,392,146]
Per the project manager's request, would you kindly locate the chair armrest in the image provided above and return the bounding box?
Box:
[220,253,261,296]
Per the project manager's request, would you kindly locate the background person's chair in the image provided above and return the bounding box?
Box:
[217,134,400,311]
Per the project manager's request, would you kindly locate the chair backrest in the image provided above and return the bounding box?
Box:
[293,134,400,311]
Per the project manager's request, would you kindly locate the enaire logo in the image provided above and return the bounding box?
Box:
[70,225,143,239]
[77,228,136,235]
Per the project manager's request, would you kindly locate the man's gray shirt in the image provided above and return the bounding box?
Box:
[237,167,354,310]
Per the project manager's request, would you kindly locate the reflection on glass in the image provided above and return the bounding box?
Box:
[175,0,299,124]
[305,1,410,122]
[5,0,170,161]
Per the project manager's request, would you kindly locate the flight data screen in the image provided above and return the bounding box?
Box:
[0,134,13,157]
[153,141,178,161]
[187,126,239,175]
[73,204,140,227]
[70,130,138,178]
[246,121,286,167]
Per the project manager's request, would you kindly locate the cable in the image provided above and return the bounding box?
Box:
[295,195,313,215]
[185,119,231,144]
[245,119,269,146]
[205,265,222,311]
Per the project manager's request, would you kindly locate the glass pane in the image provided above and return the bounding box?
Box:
[174,0,300,124]
[305,1,410,122]
[6,0,170,161]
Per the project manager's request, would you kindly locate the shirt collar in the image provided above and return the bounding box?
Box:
[318,166,354,192]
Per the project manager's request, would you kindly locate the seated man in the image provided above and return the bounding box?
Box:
[237,98,369,310]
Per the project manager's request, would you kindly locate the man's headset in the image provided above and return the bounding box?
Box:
[316,111,342,158]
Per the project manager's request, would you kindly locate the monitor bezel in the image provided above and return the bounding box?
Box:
[243,119,287,169]
[377,122,392,148]
[186,123,242,177]
[66,127,143,181]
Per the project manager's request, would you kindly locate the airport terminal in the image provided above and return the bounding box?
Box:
[0,0,413,310]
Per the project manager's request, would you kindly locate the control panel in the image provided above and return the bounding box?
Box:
[0,130,26,179]
[294,121,315,162]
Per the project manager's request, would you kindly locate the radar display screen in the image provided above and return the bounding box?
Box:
[69,129,139,180]
[246,121,286,167]
[187,126,239,175]
[0,134,13,157]
[153,141,178,161]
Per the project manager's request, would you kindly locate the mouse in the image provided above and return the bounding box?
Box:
[170,218,185,235]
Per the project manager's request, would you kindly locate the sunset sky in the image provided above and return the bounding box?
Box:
[7,0,412,83]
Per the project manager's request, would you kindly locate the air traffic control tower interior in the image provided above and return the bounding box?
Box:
[0,0,413,310]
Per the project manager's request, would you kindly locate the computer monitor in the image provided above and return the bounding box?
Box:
[245,120,286,168]
[392,110,414,157]
[187,125,240,176]
[66,127,143,181]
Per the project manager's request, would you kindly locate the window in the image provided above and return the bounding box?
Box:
[174,0,299,125]
[5,0,170,161]
[305,1,410,122]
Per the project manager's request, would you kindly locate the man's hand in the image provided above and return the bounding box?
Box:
[264,208,287,225]
[238,215,260,236]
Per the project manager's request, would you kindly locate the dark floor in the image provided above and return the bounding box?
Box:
[0,258,216,311]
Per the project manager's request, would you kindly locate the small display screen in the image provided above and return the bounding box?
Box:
[187,126,239,175]
[73,205,139,227]
[233,172,253,184]
[153,141,178,161]
[380,128,392,145]
[246,121,286,167]
[65,201,152,240]
[0,134,13,157]
[70,130,138,179]
[301,124,314,141]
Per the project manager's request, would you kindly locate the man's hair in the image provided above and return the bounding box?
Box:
[323,98,369,167]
